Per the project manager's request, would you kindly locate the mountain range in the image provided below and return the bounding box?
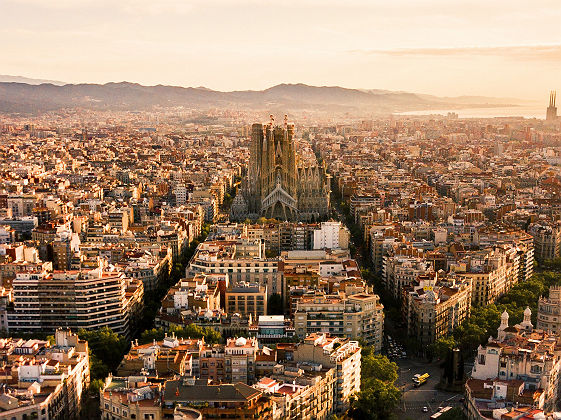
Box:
[0,75,66,86]
[0,77,522,114]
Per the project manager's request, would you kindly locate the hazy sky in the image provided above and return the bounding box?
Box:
[3,0,561,99]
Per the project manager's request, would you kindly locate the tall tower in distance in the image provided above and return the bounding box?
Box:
[546,91,557,121]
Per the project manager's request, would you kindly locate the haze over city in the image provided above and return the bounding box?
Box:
[2,1,561,420]
[3,0,560,99]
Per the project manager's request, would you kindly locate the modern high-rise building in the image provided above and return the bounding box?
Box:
[546,90,558,121]
[231,116,331,221]
[8,268,144,338]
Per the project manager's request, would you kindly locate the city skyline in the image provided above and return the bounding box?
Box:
[3,0,560,100]
[3,1,561,419]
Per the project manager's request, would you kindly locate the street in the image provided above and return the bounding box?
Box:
[394,358,463,419]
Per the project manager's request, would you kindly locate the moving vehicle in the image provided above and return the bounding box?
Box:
[430,406,452,419]
[413,373,430,387]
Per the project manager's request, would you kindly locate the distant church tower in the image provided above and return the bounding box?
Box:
[519,306,533,331]
[546,91,558,121]
[497,310,509,341]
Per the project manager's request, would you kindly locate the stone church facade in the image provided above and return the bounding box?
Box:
[231,117,330,221]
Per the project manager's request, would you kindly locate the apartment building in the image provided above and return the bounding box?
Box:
[405,275,472,345]
[383,254,433,299]
[100,377,162,420]
[454,246,520,307]
[294,292,384,351]
[312,221,350,250]
[471,309,561,410]
[477,228,534,283]
[537,285,561,333]
[225,282,267,318]
[162,379,273,420]
[465,378,547,419]
[198,336,259,384]
[7,195,36,218]
[8,268,144,338]
[255,364,336,420]
[122,253,167,292]
[116,335,199,378]
[369,226,399,275]
[187,239,284,299]
[169,277,221,312]
[293,333,361,412]
[529,222,561,262]
[0,329,90,420]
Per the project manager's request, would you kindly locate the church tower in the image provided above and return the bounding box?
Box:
[546,91,557,121]
[235,115,330,222]
[519,306,533,331]
[497,310,509,341]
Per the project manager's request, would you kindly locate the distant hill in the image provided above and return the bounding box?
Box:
[0,75,66,86]
[0,81,520,114]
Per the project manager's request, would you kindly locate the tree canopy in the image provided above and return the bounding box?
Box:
[78,327,129,380]
[349,345,401,420]
[434,268,561,357]
[139,324,221,345]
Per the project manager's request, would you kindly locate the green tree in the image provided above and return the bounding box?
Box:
[78,327,129,377]
[89,351,110,380]
[89,379,105,393]
[141,325,222,345]
[361,354,398,383]
[430,336,457,360]
[349,379,401,420]
[140,328,165,344]
[350,346,401,420]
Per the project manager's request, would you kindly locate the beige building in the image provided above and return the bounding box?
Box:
[100,377,162,420]
[294,292,384,352]
[225,282,267,318]
[383,254,433,299]
[293,333,361,412]
[471,309,560,411]
[116,335,199,378]
[529,222,561,263]
[454,247,519,307]
[405,275,472,346]
[0,329,90,420]
[187,239,284,299]
[255,364,336,420]
[537,285,561,333]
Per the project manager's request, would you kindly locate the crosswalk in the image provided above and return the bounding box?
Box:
[400,400,460,413]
